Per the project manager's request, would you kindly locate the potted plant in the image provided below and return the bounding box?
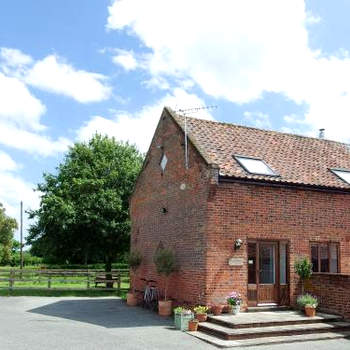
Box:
[174,306,194,330]
[297,294,318,317]
[211,304,223,316]
[226,291,242,315]
[127,250,142,306]
[193,305,209,322]
[294,258,313,294]
[154,247,176,316]
[188,318,199,332]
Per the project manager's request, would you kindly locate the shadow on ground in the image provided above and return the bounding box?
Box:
[28,298,173,329]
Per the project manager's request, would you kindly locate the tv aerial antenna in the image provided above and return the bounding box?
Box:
[174,105,217,170]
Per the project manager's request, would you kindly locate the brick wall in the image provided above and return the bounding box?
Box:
[306,273,350,319]
[130,110,214,305]
[205,181,350,307]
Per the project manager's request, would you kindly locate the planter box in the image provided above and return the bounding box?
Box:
[174,313,194,331]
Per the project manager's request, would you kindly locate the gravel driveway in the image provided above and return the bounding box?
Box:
[0,296,349,350]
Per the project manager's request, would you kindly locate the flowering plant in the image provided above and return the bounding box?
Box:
[226,291,242,306]
[173,306,192,315]
[193,305,209,314]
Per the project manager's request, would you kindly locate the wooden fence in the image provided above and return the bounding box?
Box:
[0,268,129,293]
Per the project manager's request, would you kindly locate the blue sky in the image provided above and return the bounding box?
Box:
[0,0,350,239]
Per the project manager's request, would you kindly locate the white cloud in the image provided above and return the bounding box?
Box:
[0,47,33,70]
[0,150,40,240]
[26,55,112,103]
[0,72,46,131]
[112,49,138,71]
[244,111,271,129]
[0,151,19,172]
[107,0,350,143]
[0,173,40,241]
[0,121,71,156]
[0,71,71,156]
[77,88,213,152]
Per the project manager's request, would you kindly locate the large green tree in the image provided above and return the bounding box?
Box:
[27,135,143,277]
[0,203,18,265]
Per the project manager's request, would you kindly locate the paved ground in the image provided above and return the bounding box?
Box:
[0,296,349,350]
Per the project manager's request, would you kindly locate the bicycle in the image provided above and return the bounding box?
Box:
[140,278,159,311]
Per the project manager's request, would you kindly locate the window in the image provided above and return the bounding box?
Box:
[234,155,277,176]
[311,242,339,273]
[330,168,350,184]
[160,154,168,171]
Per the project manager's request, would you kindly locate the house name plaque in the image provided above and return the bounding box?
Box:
[228,257,244,266]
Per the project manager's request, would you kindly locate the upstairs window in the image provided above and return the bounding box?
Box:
[160,153,168,172]
[330,168,350,184]
[311,242,339,273]
[234,155,277,176]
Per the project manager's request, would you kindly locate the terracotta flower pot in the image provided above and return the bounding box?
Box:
[222,305,231,313]
[211,305,223,316]
[188,319,199,331]
[196,313,207,322]
[305,306,316,317]
[158,300,172,316]
[126,292,138,306]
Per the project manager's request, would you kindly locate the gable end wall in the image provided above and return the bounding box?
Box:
[130,112,214,304]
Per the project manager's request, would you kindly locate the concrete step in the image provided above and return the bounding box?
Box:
[208,311,343,329]
[198,320,350,340]
[187,330,350,348]
[247,305,291,312]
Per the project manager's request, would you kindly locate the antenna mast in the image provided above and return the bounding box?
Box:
[175,105,217,170]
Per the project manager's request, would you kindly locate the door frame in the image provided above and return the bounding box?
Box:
[247,239,289,306]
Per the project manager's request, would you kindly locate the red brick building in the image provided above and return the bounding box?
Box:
[130,107,350,309]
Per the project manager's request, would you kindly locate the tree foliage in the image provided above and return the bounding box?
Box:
[27,135,143,272]
[0,203,18,265]
[294,257,313,294]
[154,248,176,300]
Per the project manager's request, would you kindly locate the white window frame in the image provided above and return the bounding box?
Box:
[330,168,350,185]
[234,155,278,176]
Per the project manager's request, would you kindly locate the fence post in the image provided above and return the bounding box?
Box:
[86,269,90,289]
[117,273,121,294]
[9,270,14,290]
[48,274,51,289]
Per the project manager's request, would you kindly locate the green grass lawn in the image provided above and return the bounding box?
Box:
[0,266,129,297]
[0,289,128,298]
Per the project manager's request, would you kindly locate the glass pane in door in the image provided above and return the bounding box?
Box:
[280,243,287,284]
[259,244,275,284]
[248,243,257,284]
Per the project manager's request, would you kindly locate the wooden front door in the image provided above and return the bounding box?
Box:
[257,242,278,303]
[248,241,288,306]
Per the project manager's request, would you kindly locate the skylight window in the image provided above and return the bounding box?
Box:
[234,155,277,176]
[330,168,350,184]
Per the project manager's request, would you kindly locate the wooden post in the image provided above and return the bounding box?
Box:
[48,274,51,289]
[20,201,23,271]
[86,270,90,289]
[9,270,14,290]
[117,273,121,294]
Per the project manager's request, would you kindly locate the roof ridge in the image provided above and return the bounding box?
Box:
[167,107,350,148]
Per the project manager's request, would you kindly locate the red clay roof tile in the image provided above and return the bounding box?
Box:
[166,107,350,190]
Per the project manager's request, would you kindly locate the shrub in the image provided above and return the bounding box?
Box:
[174,306,192,315]
[297,294,318,308]
[294,258,313,280]
[129,250,142,271]
[193,305,209,314]
[294,258,313,294]
[153,248,175,300]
